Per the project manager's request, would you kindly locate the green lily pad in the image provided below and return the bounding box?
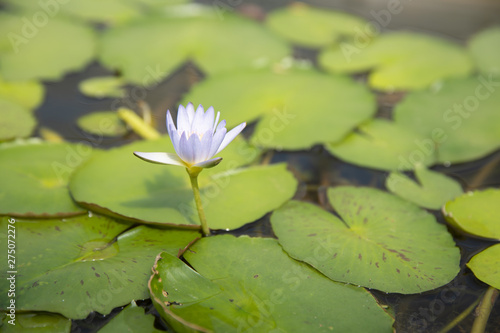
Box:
[182,69,375,150]
[150,235,394,332]
[394,76,500,164]
[70,136,297,230]
[386,164,463,209]
[0,215,198,319]
[0,13,95,81]
[0,76,44,110]
[443,188,500,240]
[271,187,460,294]
[0,142,91,217]
[0,98,36,142]
[77,111,128,137]
[79,76,126,99]
[319,32,473,91]
[467,244,500,289]
[99,12,290,84]
[0,312,71,333]
[266,4,367,48]
[326,119,436,171]
[99,301,163,333]
[468,27,500,77]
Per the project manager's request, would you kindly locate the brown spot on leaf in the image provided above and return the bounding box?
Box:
[162,290,168,297]
[229,299,234,302]
[80,280,84,285]
[254,274,259,278]
[396,268,400,274]
[382,253,387,262]
[32,281,39,288]
[60,291,64,295]
[91,266,96,271]
[55,226,61,231]
[307,233,317,237]
[358,254,362,260]
[375,262,379,268]
[95,273,100,278]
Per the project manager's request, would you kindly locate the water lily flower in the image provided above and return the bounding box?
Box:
[134,103,246,169]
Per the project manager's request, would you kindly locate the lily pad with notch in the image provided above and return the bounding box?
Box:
[0,215,199,319]
[271,186,460,294]
[98,301,164,333]
[182,69,376,150]
[69,136,297,230]
[149,235,394,332]
[0,142,92,217]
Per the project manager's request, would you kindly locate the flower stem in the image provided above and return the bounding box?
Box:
[471,286,499,333]
[188,169,210,237]
[117,107,160,140]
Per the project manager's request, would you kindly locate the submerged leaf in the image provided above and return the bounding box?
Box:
[77,111,128,137]
[79,76,126,99]
[271,187,460,293]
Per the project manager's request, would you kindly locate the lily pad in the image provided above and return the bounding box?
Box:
[386,164,463,209]
[319,32,473,91]
[70,136,297,230]
[266,4,368,48]
[79,76,126,99]
[0,76,44,110]
[326,119,436,171]
[271,187,460,294]
[77,111,128,137]
[0,312,71,333]
[0,13,95,81]
[0,215,199,319]
[99,302,163,333]
[150,235,394,332]
[182,69,376,150]
[394,76,500,164]
[443,188,500,240]
[468,27,500,77]
[0,98,36,142]
[99,12,290,84]
[0,142,91,217]
[467,244,500,289]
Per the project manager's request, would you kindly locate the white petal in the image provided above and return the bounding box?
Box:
[190,133,205,164]
[191,104,206,134]
[215,122,246,154]
[177,132,193,163]
[198,129,213,161]
[185,103,195,123]
[199,106,214,134]
[193,157,222,169]
[177,104,190,133]
[169,123,181,156]
[166,111,176,136]
[133,152,185,167]
[209,127,227,157]
[213,111,220,133]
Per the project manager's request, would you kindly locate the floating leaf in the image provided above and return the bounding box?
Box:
[0,215,198,319]
[150,235,394,332]
[99,12,290,84]
[79,76,125,99]
[0,312,71,333]
[326,119,435,171]
[0,13,95,81]
[319,32,472,91]
[0,142,91,217]
[70,136,296,229]
[394,76,500,164]
[183,69,375,150]
[468,27,500,77]
[443,188,500,240]
[467,244,500,289]
[271,187,460,294]
[386,164,463,209]
[99,302,163,333]
[0,76,44,110]
[77,111,128,137]
[266,4,367,48]
[0,98,36,142]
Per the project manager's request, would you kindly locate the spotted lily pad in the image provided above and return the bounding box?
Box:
[98,302,163,333]
[0,215,198,319]
[99,11,290,84]
[319,32,472,91]
[70,136,297,230]
[79,77,126,99]
[386,164,463,209]
[266,4,367,48]
[150,235,394,332]
[77,111,128,137]
[326,119,436,171]
[0,142,91,217]
[0,99,36,142]
[467,244,500,289]
[0,13,95,81]
[271,187,460,294]
[0,76,44,110]
[443,188,500,240]
[394,76,500,164]
[182,69,375,150]
[468,27,500,77]
[0,312,71,333]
